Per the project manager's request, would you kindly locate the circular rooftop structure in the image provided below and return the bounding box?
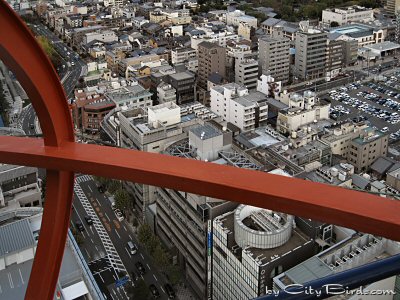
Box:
[234,205,293,249]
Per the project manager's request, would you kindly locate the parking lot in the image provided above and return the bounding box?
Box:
[326,77,400,143]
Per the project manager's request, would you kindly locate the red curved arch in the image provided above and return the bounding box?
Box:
[0,2,74,299]
[0,1,400,300]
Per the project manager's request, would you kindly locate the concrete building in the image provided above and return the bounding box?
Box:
[0,207,103,300]
[105,84,153,109]
[210,83,268,132]
[385,0,400,16]
[226,10,258,28]
[115,103,218,221]
[348,127,388,172]
[322,6,374,26]
[321,122,369,158]
[273,231,400,299]
[212,205,316,299]
[276,91,330,135]
[329,23,385,48]
[82,100,116,133]
[326,38,345,79]
[157,123,263,299]
[171,47,197,66]
[198,42,226,89]
[258,28,290,83]
[235,58,259,90]
[191,30,240,50]
[82,30,118,46]
[168,71,196,104]
[294,25,328,80]
[0,164,42,209]
[157,82,177,104]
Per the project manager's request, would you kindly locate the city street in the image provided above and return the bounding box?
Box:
[72,175,171,300]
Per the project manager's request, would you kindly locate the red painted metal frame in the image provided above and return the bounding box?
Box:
[0,1,400,299]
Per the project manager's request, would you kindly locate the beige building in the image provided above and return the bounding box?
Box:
[322,6,374,26]
[385,0,400,15]
[258,27,290,83]
[197,41,226,89]
[276,91,330,135]
[150,11,167,23]
[348,127,388,172]
[321,122,368,158]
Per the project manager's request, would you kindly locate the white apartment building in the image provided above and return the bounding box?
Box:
[83,30,118,45]
[157,82,177,104]
[226,10,258,28]
[171,47,197,65]
[210,83,268,131]
[235,58,258,90]
[191,29,240,50]
[322,6,374,26]
[276,91,330,134]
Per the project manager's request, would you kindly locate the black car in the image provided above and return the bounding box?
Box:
[149,284,160,299]
[135,262,146,275]
[84,216,93,225]
[75,221,84,232]
[164,284,175,299]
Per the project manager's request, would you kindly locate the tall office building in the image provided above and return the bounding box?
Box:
[197,41,226,89]
[156,123,269,299]
[212,205,317,299]
[258,27,290,83]
[385,0,400,16]
[294,25,328,80]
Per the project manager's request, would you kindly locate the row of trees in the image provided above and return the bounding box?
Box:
[94,177,132,213]
[138,224,181,285]
[36,36,63,69]
[0,84,10,126]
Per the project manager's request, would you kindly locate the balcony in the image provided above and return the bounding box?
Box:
[1,3,400,300]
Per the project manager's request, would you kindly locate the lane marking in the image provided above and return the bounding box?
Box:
[105,212,110,221]
[161,286,165,294]
[115,229,121,239]
[146,263,150,270]
[129,234,133,240]
[8,273,14,289]
[123,225,127,232]
[125,248,132,258]
[88,185,93,192]
[19,269,24,284]
[140,254,144,260]
[153,274,158,281]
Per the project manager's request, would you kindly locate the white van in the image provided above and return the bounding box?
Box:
[127,241,137,255]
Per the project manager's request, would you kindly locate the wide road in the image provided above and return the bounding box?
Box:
[73,175,172,300]
[19,22,86,135]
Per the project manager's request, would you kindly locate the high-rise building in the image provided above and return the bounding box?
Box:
[385,0,400,16]
[294,25,328,80]
[258,28,290,83]
[198,42,226,89]
[212,205,317,299]
[235,58,259,90]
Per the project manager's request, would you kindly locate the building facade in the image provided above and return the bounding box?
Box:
[258,28,290,83]
[198,42,226,89]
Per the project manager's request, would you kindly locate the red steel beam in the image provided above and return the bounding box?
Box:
[1,136,400,241]
[1,1,400,300]
[0,2,75,300]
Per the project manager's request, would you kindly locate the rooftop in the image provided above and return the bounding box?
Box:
[190,123,221,140]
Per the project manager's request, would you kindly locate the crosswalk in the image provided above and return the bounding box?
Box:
[75,175,93,184]
[74,182,127,273]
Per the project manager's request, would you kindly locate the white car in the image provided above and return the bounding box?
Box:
[114,209,124,221]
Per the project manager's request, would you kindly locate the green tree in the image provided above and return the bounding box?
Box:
[36,36,61,68]
[330,21,340,27]
[153,244,170,271]
[107,180,121,194]
[132,279,149,299]
[166,265,181,285]
[115,188,130,211]
[138,223,153,245]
